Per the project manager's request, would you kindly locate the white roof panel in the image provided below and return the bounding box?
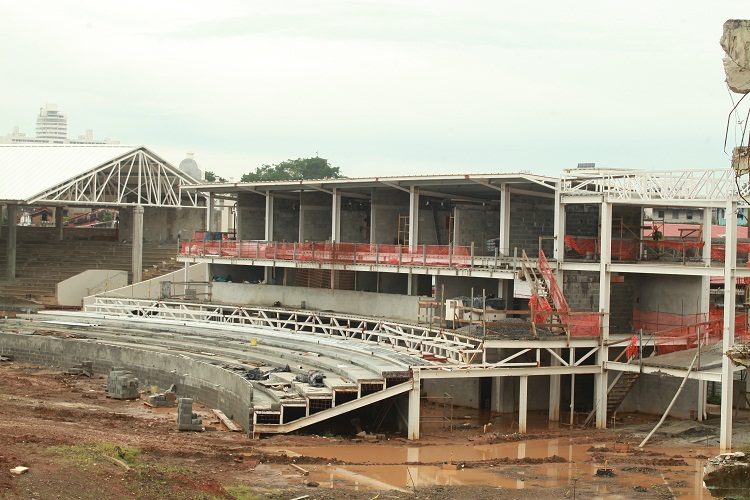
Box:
[0,144,140,202]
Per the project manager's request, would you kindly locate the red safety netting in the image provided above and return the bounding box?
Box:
[632,306,749,354]
[563,236,639,260]
[534,250,600,337]
[179,241,471,267]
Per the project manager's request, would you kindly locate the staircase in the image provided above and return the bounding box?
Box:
[0,240,182,304]
[583,369,640,428]
[520,250,569,336]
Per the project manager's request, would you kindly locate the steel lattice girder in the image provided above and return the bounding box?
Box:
[28,149,203,207]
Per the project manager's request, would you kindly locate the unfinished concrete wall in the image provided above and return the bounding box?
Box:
[57,270,128,307]
[84,264,209,304]
[272,198,299,242]
[455,205,500,252]
[619,374,703,419]
[423,378,480,408]
[371,190,409,244]
[119,206,205,243]
[634,274,703,316]
[211,282,420,321]
[509,194,554,256]
[0,333,254,432]
[300,192,332,242]
[340,207,370,243]
[378,272,408,294]
[435,276,503,302]
[236,193,266,241]
[563,270,634,334]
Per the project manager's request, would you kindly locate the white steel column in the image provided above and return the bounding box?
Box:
[553,182,565,261]
[499,184,511,254]
[132,205,144,283]
[519,375,528,433]
[596,199,612,429]
[549,349,561,421]
[408,371,421,440]
[207,194,216,232]
[331,188,341,242]
[408,186,419,248]
[698,206,712,421]
[264,193,274,241]
[5,205,17,281]
[720,198,737,451]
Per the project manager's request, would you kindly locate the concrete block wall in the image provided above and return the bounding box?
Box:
[371,190,409,244]
[300,192,332,241]
[563,271,633,333]
[509,194,554,256]
[119,206,205,243]
[211,282,420,321]
[272,198,299,242]
[0,333,254,432]
[634,274,703,316]
[619,374,701,419]
[340,208,370,243]
[416,208,439,245]
[565,205,599,238]
[236,193,266,241]
[455,205,500,251]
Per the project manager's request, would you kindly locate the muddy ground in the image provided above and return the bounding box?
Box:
[0,361,726,499]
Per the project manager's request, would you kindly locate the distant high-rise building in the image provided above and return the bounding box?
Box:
[35,104,67,142]
[0,104,118,145]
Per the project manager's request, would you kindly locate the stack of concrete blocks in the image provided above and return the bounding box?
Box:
[177,398,203,431]
[107,368,140,400]
[148,384,178,407]
[66,360,93,377]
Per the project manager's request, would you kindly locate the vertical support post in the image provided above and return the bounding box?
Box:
[331,188,341,242]
[519,375,528,433]
[570,347,576,426]
[409,186,419,249]
[183,261,190,298]
[55,206,64,241]
[5,204,18,281]
[720,198,737,451]
[453,207,460,247]
[264,193,274,241]
[595,199,612,429]
[703,207,712,267]
[549,348,561,421]
[408,371,421,440]
[206,194,215,232]
[132,205,144,283]
[553,182,565,288]
[499,184,511,255]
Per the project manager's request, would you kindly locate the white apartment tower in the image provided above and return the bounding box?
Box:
[35,104,67,142]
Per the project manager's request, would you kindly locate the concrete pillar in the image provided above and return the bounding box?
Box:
[408,371,421,440]
[55,206,64,241]
[264,193,274,241]
[132,205,144,283]
[453,208,460,246]
[408,186,419,248]
[183,261,190,298]
[595,200,612,429]
[720,198,737,451]
[553,183,565,261]
[698,207,712,422]
[519,375,528,433]
[207,195,216,232]
[499,184,511,254]
[549,349,561,421]
[5,204,18,282]
[331,188,341,242]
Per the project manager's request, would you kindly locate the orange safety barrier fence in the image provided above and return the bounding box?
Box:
[179,241,471,267]
[563,236,639,260]
[632,307,749,354]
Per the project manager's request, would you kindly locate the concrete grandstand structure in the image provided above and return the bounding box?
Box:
[1,151,749,451]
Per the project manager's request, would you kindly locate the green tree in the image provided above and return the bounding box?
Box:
[240,157,343,182]
[204,171,227,182]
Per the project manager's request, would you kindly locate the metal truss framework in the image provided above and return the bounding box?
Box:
[85,297,616,379]
[28,148,202,207]
[561,168,749,205]
[86,296,485,365]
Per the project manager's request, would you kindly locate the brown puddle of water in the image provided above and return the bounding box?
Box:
[271,440,716,499]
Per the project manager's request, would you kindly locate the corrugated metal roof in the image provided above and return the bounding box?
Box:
[0,144,140,202]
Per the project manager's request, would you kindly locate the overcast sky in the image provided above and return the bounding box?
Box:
[0,1,746,180]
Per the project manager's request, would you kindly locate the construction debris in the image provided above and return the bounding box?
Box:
[212,409,240,431]
[9,466,29,475]
[65,360,93,377]
[295,370,326,387]
[107,368,140,399]
[703,452,750,498]
[177,398,203,431]
[147,384,178,407]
